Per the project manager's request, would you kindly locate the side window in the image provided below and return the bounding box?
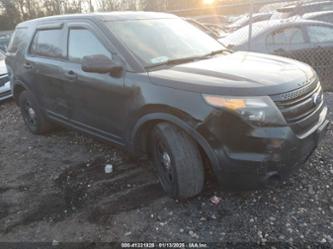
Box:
[68,29,111,63]
[30,29,65,58]
[307,26,333,43]
[266,27,305,46]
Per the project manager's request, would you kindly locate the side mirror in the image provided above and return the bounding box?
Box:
[81,54,123,77]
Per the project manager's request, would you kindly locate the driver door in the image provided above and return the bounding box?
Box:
[62,22,127,144]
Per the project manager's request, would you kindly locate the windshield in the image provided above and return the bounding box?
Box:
[107,18,224,67]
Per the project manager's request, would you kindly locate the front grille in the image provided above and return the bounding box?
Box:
[271,80,324,137]
[0,74,9,87]
[273,79,318,101]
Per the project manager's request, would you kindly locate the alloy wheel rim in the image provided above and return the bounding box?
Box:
[156,141,174,186]
[23,101,37,128]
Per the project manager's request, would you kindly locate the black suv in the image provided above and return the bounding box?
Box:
[6,12,329,199]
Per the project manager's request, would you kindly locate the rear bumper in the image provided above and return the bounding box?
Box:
[207,107,329,190]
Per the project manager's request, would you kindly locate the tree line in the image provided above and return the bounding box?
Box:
[0,0,209,30]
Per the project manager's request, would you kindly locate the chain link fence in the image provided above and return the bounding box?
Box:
[175,0,333,91]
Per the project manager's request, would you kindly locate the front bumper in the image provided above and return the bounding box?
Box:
[202,107,329,190]
[0,81,12,101]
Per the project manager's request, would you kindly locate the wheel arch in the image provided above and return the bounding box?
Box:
[128,112,220,175]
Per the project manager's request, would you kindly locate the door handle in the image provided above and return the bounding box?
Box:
[24,62,32,70]
[65,71,78,81]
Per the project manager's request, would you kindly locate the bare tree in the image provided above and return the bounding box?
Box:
[0,0,228,30]
[0,0,22,29]
[96,0,122,11]
[139,0,166,11]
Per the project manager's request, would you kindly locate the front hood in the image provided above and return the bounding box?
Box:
[148,52,315,96]
[0,60,7,75]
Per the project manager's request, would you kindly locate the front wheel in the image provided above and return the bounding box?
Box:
[151,123,204,199]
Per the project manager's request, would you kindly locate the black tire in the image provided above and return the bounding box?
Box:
[151,122,204,199]
[18,90,54,134]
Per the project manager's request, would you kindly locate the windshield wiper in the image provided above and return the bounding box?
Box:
[146,49,231,70]
[145,56,204,69]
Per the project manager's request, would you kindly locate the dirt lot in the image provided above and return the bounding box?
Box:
[0,93,333,244]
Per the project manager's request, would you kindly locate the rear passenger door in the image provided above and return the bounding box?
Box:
[27,24,70,118]
[62,22,126,143]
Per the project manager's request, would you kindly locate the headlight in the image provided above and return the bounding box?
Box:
[202,95,286,126]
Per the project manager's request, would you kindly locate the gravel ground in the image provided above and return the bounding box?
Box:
[0,93,332,245]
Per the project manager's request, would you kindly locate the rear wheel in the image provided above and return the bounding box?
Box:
[151,123,204,199]
[19,91,54,134]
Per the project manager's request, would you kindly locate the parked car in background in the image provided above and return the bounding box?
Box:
[0,31,13,52]
[6,13,329,199]
[220,19,333,91]
[0,50,11,101]
[270,0,333,20]
[226,13,273,32]
[185,18,224,39]
[303,11,333,24]
[203,23,226,35]
[194,15,229,26]
[188,16,229,38]
[260,1,295,13]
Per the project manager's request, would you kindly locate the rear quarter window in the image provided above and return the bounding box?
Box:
[30,29,65,58]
